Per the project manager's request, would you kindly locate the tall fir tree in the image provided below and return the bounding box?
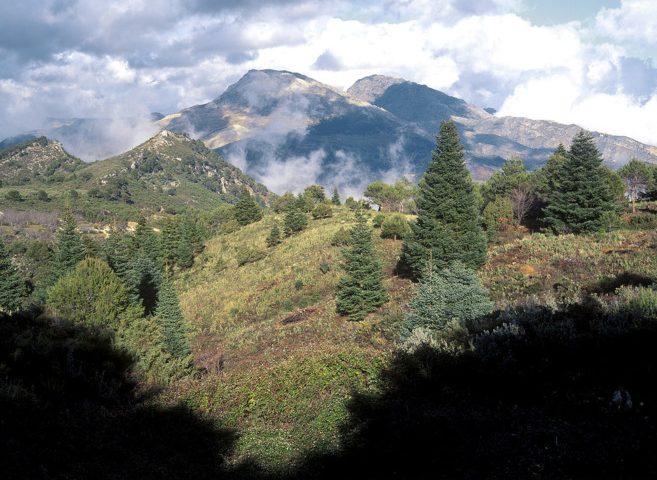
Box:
[402,120,487,278]
[332,187,341,206]
[234,187,263,226]
[0,238,25,314]
[133,217,162,267]
[543,131,616,233]
[53,211,86,278]
[156,277,191,358]
[336,210,388,321]
[160,219,180,269]
[534,144,568,203]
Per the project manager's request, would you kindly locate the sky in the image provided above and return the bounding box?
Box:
[1,0,657,148]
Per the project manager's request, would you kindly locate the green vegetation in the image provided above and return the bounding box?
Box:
[234,187,263,226]
[0,237,25,313]
[402,120,487,277]
[543,131,617,233]
[335,211,388,321]
[400,261,494,342]
[156,277,191,358]
[3,126,657,477]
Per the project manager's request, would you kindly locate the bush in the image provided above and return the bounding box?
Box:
[482,196,514,239]
[372,214,386,228]
[236,246,267,266]
[5,190,23,202]
[319,261,331,274]
[381,214,410,241]
[400,262,494,340]
[331,227,351,246]
[36,190,50,202]
[311,202,333,219]
[294,279,304,290]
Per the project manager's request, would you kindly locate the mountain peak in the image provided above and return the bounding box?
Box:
[347,75,406,103]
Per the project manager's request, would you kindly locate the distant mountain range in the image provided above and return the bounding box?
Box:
[3,69,657,194]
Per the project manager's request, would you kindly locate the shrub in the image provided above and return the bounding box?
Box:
[482,196,514,238]
[36,190,50,202]
[331,227,351,246]
[400,262,494,340]
[311,202,333,219]
[319,261,331,274]
[5,190,23,202]
[372,213,386,228]
[294,279,304,290]
[236,246,267,266]
[381,214,410,241]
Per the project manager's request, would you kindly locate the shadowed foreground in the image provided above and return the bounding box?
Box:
[2,303,656,479]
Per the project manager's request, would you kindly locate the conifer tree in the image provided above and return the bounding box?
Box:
[332,187,341,205]
[336,210,388,321]
[156,277,191,358]
[47,257,139,330]
[402,120,487,278]
[534,144,568,202]
[400,261,493,341]
[266,222,282,247]
[133,217,161,266]
[543,131,616,233]
[0,238,25,314]
[284,204,308,236]
[53,211,86,278]
[234,187,262,226]
[160,219,180,269]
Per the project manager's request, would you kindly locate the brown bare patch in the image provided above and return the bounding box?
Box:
[281,307,319,325]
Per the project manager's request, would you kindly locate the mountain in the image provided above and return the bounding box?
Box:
[0,136,84,186]
[159,69,434,193]
[159,69,657,189]
[349,75,657,174]
[0,131,268,221]
[1,116,160,161]
[5,69,657,191]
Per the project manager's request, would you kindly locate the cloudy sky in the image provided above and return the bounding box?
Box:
[1,0,657,146]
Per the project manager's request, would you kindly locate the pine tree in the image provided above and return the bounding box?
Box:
[543,131,616,233]
[53,211,86,278]
[534,144,568,202]
[400,261,493,341]
[234,187,262,226]
[336,211,388,321]
[156,277,191,358]
[332,187,341,205]
[284,204,308,236]
[160,219,180,269]
[0,238,25,314]
[133,217,161,266]
[402,120,487,278]
[266,222,282,247]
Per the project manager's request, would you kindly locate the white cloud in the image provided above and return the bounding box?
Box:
[596,0,657,43]
[2,0,657,160]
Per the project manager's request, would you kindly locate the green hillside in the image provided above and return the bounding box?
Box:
[0,131,269,223]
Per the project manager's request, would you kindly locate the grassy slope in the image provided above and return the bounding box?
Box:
[170,206,657,470]
[175,207,413,468]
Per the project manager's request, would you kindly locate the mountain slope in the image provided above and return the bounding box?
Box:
[349,75,657,173]
[0,131,269,221]
[0,136,84,186]
[159,70,434,193]
[159,69,657,188]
